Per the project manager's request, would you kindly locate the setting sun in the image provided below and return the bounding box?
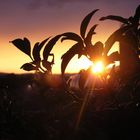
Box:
[92,61,105,74]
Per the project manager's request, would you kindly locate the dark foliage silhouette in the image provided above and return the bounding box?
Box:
[11,36,60,74]
[100,5,140,76]
[60,9,99,75]
[60,9,121,76]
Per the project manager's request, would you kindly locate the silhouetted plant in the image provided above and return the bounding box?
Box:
[60,9,121,76]
[100,5,140,76]
[98,5,140,104]
[60,9,99,75]
[11,35,61,74]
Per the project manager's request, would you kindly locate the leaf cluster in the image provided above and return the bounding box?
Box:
[11,36,60,73]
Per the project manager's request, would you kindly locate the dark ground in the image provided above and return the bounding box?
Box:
[0,73,140,140]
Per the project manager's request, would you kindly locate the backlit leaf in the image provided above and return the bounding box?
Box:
[33,37,50,62]
[43,35,61,60]
[11,37,31,57]
[20,63,36,71]
[61,43,83,75]
[100,15,129,24]
[61,32,83,43]
[84,24,98,46]
[80,9,99,39]
[32,42,40,61]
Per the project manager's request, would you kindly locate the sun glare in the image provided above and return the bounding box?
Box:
[92,61,105,74]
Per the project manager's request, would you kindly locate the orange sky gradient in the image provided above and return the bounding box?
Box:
[0,0,139,74]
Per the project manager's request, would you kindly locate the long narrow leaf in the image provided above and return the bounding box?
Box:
[80,9,99,39]
[100,15,129,24]
[33,37,50,62]
[11,37,31,57]
[39,37,51,48]
[61,43,83,75]
[84,24,98,46]
[61,32,83,43]
[43,35,61,60]
[32,42,40,61]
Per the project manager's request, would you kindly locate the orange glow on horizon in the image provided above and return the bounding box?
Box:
[0,23,120,74]
[0,39,119,74]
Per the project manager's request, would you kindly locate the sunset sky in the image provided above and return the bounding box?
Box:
[0,0,139,74]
